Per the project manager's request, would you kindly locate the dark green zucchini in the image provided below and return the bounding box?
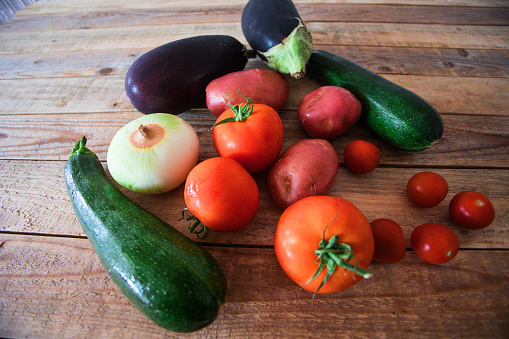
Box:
[64,137,227,333]
[306,50,444,151]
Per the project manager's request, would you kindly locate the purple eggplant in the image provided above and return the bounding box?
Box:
[125,35,249,115]
[241,0,312,79]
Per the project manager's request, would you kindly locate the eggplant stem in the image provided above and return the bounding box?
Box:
[245,48,257,59]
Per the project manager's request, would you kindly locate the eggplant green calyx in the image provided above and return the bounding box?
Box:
[211,92,254,130]
[261,17,312,79]
[181,207,209,239]
[70,136,98,159]
[304,213,372,298]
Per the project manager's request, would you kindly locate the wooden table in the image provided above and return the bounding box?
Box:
[1,0,508,337]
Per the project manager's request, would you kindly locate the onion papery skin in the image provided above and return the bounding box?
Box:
[107,113,199,194]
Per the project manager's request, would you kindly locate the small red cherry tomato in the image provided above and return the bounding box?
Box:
[184,157,259,238]
[212,96,284,173]
[370,218,406,264]
[343,140,380,174]
[406,172,448,208]
[449,191,495,230]
[410,223,459,265]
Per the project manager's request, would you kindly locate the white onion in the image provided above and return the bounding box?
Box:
[107,113,199,194]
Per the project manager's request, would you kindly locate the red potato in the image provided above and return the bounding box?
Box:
[297,86,362,139]
[267,139,339,209]
[206,68,290,117]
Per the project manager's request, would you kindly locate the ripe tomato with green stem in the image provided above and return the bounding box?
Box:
[410,223,459,265]
[274,196,374,297]
[183,157,259,238]
[407,171,448,208]
[212,94,284,173]
[449,191,495,229]
[370,218,406,264]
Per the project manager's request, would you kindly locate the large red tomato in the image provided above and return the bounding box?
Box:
[212,97,284,173]
[449,191,495,229]
[184,157,259,237]
[274,196,374,296]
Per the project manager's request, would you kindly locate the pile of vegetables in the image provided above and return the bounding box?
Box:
[64,0,496,334]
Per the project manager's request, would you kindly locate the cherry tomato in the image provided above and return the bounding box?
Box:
[274,196,374,295]
[212,97,284,173]
[449,191,495,230]
[410,223,459,264]
[370,218,406,264]
[406,172,448,208]
[343,140,380,174]
[184,157,259,237]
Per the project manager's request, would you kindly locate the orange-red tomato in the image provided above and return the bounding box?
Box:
[212,101,284,173]
[274,196,374,295]
[407,172,448,208]
[343,140,380,174]
[449,191,495,230]
[410,223,459,265]
[184,157,259,235]
[370,218,406,264]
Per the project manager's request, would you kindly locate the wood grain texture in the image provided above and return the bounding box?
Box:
[0,159,507,248]
[4,4,508,33]
[2,22,508,54]
[1,112,508,167]
[0,72,508,115]
[309,22,509,49]
[2,47,508,80]
[1,0,508,337]
[11,0,509,19]
[1,234,508,338]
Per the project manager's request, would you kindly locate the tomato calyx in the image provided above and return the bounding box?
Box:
[304,213,372,298]
[211,92,254,129]
[181,207,209,239]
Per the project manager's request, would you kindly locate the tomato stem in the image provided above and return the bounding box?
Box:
[210,92,254,129]
[180,208,209,239]
[304,213,372,298]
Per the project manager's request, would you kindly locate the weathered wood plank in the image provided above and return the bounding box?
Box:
[3,4,508,33]
[1,234,508,338]
[317,46,509,78]
[2,22,508,55]
[300,4,509,25]
[0,73,507,115]
[308,22,509,49]
[0,22,245,54]
[2,47,508,80]
[2,5,244,31]
[0,48,143,79]
[1,0,507,338]
[12,0,509,18]
[0,76,132,114]
[0,112,508,167]
[0,159,506,247]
